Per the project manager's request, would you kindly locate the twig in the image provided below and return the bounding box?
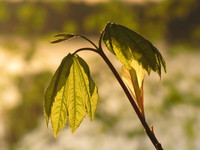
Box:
[98,48,163,150]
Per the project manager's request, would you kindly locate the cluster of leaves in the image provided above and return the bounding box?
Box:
[44,23,166,137]
[44,54,98,136]
[103,23,166,115]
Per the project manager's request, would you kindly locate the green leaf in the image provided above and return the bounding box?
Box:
[44,54,99,137]
[44,54,73,126]
[103,23,166,77]
[51,33,76,43]
[65,54,99,133]
[121,60,146,116]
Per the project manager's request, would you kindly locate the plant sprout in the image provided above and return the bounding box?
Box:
[44,23,166,150]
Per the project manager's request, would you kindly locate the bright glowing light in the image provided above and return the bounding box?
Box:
[7,58,24,74]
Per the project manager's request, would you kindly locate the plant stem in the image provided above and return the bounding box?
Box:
[72,36,163,149]
[78,35,99,49]
[73,47,98,54]
[98,48,164,150]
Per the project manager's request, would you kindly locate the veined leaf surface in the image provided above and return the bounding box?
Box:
[44,54,73,125]
[65,54,99,133]
[44,54,99,137]
[103,23,166,77]
[121,60,146,115]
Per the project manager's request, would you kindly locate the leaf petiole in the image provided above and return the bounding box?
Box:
[77,35,99,49]
[73,47,98,55]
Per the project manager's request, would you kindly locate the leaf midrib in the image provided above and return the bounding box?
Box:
[47,57,67,119]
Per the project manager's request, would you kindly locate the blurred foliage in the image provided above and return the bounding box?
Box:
[95,111,119,133]
[2,38,20,52]
[24,41,36,61]
[126,128,144,139]
[0,0,199,48]
[16,3,47,37]
[84,1,138,33]
[5,71,52,149]
[183,117,196,150]
[162,0,200,47]
[63,21,78,33]
[0,2,9,22]
[162,74,200,110]
[160,74,200,149]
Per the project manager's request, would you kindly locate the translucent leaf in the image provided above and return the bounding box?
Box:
[51,33,76,43]
[50,85,69,137]
[65,54,99,133]
[103,23,166,77]
[130,60,146,88]
[44,54,73,126]
[121,60,146,115]
[44,54,99,137]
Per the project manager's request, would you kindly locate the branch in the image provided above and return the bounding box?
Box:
[73,47,98,54]
[98,48,163,150]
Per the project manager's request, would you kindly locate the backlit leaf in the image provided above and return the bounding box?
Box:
[51,33,76,43]
[121,60,146,115]
[65,54,99,133]
[44,53,99,137]
[44,54,73,126]
[103,23,166,77]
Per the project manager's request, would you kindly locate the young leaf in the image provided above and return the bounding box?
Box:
[121,60,146,115]
[65,54,99,133]
[44,54,73,126]
[51,33,76,43]
[44,54,99,137]
[103,23,166,77]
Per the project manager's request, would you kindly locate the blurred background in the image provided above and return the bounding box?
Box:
[0,0,200,150]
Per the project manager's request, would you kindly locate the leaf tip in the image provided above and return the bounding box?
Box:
[46,119,49,128]
[53,131,59,138]
[71,127,77,133]
[44,112,50,127]
[89,115,95,122]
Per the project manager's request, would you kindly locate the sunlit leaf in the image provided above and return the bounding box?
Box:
[44,54,99,137]
[130,60,146,88]
[44,54,73,126]
[103,22,166,77]
[51,33,76,43]
[121,60,146,115]
[65,54,99,133]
